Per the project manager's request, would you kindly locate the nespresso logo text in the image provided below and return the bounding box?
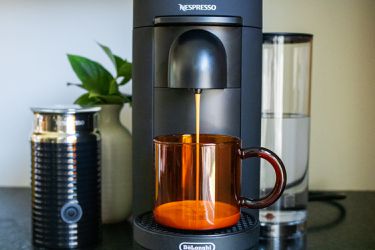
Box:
[178,4,217,11]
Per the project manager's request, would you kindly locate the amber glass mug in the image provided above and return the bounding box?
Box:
[153,134,286,230]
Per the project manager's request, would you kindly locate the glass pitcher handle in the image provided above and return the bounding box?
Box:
[238,147,287,209]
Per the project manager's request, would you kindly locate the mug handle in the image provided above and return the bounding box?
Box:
[238,147,287,209]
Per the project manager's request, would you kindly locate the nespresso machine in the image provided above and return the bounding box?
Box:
[132,0,262,249]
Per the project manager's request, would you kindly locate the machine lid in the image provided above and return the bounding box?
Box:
[133,0,261,28]
[31,105,101,114]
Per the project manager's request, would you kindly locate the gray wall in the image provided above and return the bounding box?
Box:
[0,0,374,190]
[0,0,133,186]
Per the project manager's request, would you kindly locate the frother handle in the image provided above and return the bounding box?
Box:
[238,147,287,209]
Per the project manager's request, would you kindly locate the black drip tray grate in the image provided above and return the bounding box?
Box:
[135,211,257,236]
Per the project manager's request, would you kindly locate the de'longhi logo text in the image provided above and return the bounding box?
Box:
[179,242,216,250]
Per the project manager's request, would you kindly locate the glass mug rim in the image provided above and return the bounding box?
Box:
[154,133,241,146]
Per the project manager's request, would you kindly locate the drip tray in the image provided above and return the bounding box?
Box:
[134,211,259,250]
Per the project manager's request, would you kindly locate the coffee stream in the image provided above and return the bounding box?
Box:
[195,90,201,203]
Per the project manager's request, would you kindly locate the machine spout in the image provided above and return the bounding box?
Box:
[168,29,227,89]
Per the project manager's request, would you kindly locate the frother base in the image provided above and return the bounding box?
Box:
[133,211,259,250]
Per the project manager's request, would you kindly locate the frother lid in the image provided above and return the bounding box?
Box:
[31,105,101,114]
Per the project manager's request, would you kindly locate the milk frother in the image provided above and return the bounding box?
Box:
[31,106,101,249]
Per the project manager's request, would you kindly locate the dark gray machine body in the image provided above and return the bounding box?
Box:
[133,0,262,223]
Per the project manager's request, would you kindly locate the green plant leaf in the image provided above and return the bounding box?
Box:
[74,92,130,106]
[89,92,125,104]
[114,55,125,69]
[97,43,116,67]
[98,95,124,104]
[67,44,132,106]
[108,80,119,95]
[67,54,113,94]
[67,82,88,90]
[98,43,131,83]
[121,93,132,106]
[115,57,132,85]
[73,93,100,105]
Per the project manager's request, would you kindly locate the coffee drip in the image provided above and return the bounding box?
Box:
[195,89,201,204]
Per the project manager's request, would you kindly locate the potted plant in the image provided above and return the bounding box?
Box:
[67,43,132,224]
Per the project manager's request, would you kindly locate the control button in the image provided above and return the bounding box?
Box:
[60,202,83,224]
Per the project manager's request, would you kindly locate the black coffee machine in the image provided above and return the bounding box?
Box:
[132,0,262,249]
